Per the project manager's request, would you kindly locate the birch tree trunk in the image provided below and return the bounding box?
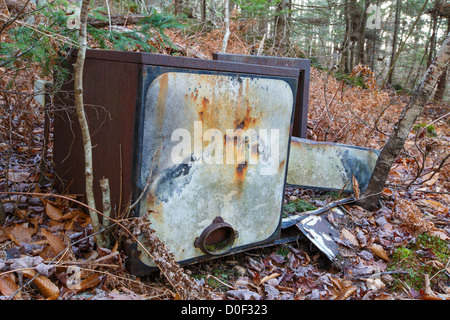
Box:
[174,0,185,16]
[74,0,106,247]
[434,19,450,101]
[200,0,206,22]
[222,0,230,53]
[359,33,450,211]
[387,0,401,84]
[340,0,357,74]
[426,7,439,68]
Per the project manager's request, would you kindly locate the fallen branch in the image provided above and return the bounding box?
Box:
[87,14,146,28]
[352,270,409,280]
[121,217,215,300]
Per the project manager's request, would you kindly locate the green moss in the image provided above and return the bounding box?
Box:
[283,199,316,215]
[388,233,450,291]
[394,247,414,260]
[324,191,343,200]
[204,239,230,254]
[416,233,450,261]
[393,83,405,93]
[334,72,366,88]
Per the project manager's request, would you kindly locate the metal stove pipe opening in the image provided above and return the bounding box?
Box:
[194,216,239,256]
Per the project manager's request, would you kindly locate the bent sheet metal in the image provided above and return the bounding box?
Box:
[295,208,345,261]
[283,138,380,263]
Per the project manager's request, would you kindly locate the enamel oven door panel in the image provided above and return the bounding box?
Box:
[134,67,295,267]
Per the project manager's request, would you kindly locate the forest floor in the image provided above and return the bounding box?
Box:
[0,22,449,301]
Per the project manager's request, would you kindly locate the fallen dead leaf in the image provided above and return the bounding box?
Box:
[41,228,66,255]
[341,228,360,247]
[389,170,403,181]
[0,274,18,297]
[425,260,445,269]
[422,274,444,300]
[382,188,393,197]
[352,175,360,199]
[364,278,386,291]
[75,273,104,293]
[22,268,37,278]
[335,285,357,300]
[33,275,60,300]
[420,293,445,300]
[0,230,9,243]
[260,273,280,285]
[233,276,255,290]
[227,288,261,300]
[422,172,440,186]
[371,244,389,261]
[44,201,64,221]
[329,276,343,290]
[19,269,59,299]
[417,199,449,214]
[7,224,33,245]
[430,229,450,241]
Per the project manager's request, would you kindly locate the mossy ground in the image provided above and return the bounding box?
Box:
[388,233,450,291]
[283,199,317,217]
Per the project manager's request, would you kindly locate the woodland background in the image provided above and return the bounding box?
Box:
[0,0,449,300]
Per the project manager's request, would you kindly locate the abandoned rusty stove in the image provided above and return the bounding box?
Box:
[40,50,379,275]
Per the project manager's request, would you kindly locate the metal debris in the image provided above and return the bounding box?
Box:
[281,197,355,229]
[296,207,345,262]
[287,137,380,192]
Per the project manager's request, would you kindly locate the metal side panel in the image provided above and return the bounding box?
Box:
[287,137,380,193]
[135,68,296,267]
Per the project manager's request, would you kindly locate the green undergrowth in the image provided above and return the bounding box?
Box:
[192,267,240,292]
[283,199,317,217]
[387,233,450,291]
[412,123,438,137]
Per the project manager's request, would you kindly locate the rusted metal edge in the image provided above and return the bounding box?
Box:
[69,49,300,78]
[212,53,310,72]
[212,53,310,138]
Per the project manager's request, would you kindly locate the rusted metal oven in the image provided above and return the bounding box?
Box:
[54,49,309,274]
